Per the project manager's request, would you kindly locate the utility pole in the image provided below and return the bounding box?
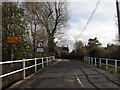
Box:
[116,0,120,41]
[116,0,120,60]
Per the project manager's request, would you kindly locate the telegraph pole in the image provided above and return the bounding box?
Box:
[116,0,120,60]
[116,0,120,41]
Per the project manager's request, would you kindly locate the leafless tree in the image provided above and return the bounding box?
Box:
[23,2,42,57]
[24,1,69,55]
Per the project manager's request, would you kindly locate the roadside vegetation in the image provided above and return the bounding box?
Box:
[68,37,120,74]
[69,37,120,60]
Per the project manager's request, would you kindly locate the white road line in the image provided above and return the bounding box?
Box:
[69,62,84,88]
[52,62,58,65]
[76,77,84,87]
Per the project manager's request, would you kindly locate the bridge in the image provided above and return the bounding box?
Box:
[1,57,120,89]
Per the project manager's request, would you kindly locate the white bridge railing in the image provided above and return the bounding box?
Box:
[84,57,120,73]
[0,56,55,79]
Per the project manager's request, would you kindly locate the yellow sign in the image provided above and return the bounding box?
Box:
[6,36,20,43]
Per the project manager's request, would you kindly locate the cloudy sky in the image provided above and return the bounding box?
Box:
[3,0,119,52]
[62,0,119,52]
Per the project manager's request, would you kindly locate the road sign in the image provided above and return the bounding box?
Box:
[37,41,44,48]
[6,36,20,44]
[37,41,44,52]
[37,48,43,52]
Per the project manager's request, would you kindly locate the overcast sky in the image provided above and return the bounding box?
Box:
[61,0,119,52]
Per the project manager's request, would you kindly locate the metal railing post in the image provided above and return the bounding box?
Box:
[115,60,117,73]
[106,59,108,70]
[99,58,101,68]
[42,57,44,68]
[23,59,26,79]
[94,58,96,66]
[35,58,37,73]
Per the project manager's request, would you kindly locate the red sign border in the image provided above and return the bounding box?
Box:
[37,41,44,48]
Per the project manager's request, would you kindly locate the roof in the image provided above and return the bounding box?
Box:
[62,47,69,51]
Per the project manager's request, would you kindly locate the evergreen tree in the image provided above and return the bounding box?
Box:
[2,2,33,61]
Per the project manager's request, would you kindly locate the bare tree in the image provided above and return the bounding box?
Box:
[25,1,69,55]
[23,2,41,57]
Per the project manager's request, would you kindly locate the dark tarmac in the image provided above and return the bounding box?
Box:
[8,59,120,89]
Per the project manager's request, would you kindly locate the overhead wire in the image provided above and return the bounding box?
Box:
[76,0,100,41]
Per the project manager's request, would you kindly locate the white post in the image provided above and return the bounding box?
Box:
[99,58,101,68]
[95,58,96,66]
[53,56,55,59]
[23,59,26,79]
[46,57,48,66]
[35,58,37,73]
[115,60,117,73]
[42,57,44,68]
[106,59,108,70]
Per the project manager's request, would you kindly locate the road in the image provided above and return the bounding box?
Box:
[8,59,120,89]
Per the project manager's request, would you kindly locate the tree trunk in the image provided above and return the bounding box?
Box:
[33,24,37,58]
[48,33,55,55]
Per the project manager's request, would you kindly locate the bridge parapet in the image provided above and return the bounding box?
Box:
[0,56,55,89]
[84,57,120,74]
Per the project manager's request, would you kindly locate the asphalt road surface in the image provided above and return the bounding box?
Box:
[8,59,120,89]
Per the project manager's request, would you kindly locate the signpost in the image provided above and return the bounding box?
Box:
[36,41,44,54]
[6,36,20,61]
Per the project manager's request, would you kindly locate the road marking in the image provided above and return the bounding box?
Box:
[76,77,84,87]
[63,59,69,61]
[69,62,84,88]
[52,62,57,65]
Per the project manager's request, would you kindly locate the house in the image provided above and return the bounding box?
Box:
[55,45,69,58]
[61,46,69,55]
